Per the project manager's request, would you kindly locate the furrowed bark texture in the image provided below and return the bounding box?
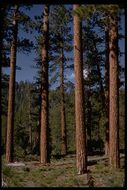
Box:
[40,4,50,164]
[6,6,18,163]
[73,4,87,174]
[109,15,120,168]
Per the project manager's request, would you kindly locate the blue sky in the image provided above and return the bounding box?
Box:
[2,5,125,83]
[2,5,43,83]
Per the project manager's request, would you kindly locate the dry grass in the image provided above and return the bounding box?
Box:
[2,154,125,187]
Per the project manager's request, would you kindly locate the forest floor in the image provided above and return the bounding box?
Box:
[2,153,125,187]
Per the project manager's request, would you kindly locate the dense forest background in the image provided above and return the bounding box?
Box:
[1,79,125,159]
[1,4,125,187]
[1,4,125,159]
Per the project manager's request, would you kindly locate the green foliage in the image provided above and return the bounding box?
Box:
[49,86,75,156]
[73,5,119,22]
[2,166,13,177]
[1,5,34,61]
[2,155,124,187]
[1,79,125,159]
[73,5,96,20]
[1,4,125,165]
[119,89,125,150]
[65,90,75,153]
[49,5,73,87]
[1,73,9,154]
[1,115,7,154]
[1,74,9,115]
[49,89,61,155]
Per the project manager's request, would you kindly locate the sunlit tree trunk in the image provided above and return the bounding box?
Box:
[40,4,50,164]
[6,5,18,163]
[73,4,87,174]
[109,14,120,168]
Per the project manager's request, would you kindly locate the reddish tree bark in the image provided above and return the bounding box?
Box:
[109,15,120,168]
[40,4,50,164]
[73,4,87,174]
[6,5,18,163]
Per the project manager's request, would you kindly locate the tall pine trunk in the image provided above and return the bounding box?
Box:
[40,4,50,164]
[73,4,87,174]
[60,44,67,156]
[109,14,120,168]
[105,26,109,156]
[6,5,18,163]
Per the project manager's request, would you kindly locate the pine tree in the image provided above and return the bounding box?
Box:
[109,13,120,168]
[49,5,72,156]
[73,4,87,174]
[82,18,106,154]
[5,5,34,163]
[14,81,34,156]
[6,5,19,163]
[74,5,122,162]
[40,4,50,164]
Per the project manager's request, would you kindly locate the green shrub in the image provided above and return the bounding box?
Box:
[2,166,13,177]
